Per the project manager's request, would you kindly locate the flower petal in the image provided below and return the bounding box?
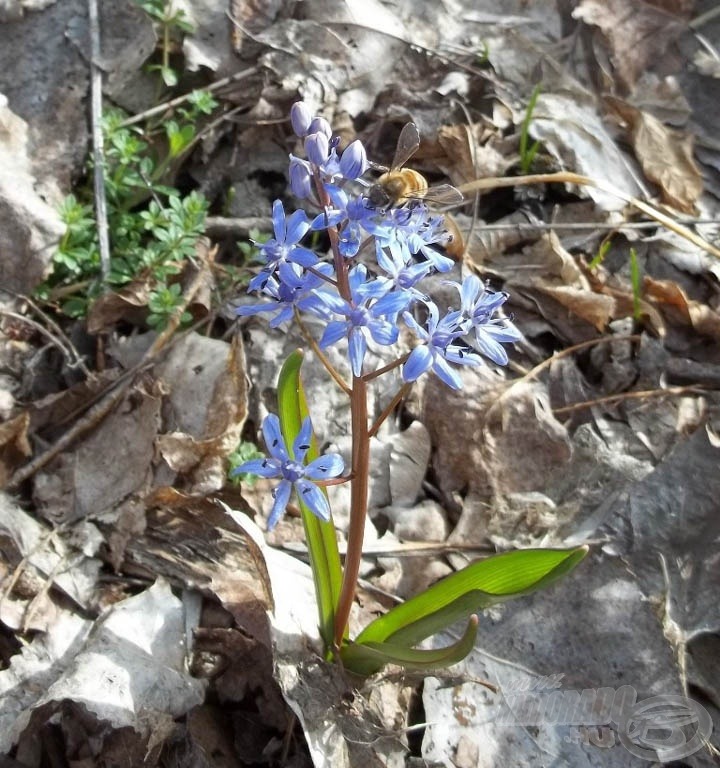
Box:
[271,200,286,242]
[230,457,281,478]
[262,414,289,462]
[348,327,367,376]
[306,453,345,479]
[295,480,331,521]
[432,356,463,389]
[402,345,433,382]
[292,417,313,462]
[267,480,292,530]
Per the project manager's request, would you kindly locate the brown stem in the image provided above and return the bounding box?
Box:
[333,374,370,646]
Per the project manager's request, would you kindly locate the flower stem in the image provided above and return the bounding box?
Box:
[333,373,369,647]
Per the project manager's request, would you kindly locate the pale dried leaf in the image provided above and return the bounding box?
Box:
[607,98,703,212]
[573,0,687,90]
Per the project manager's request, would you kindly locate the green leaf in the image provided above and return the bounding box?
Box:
[276,350,344,652]
[355,547,588,651]
[341,616,479,676]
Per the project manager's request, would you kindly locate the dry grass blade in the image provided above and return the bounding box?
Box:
[458,172,720,259]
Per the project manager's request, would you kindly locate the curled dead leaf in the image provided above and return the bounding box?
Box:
[606,98,702,213]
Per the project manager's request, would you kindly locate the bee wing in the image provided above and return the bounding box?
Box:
[422,184,465,206]
[391,122,421,170]
[368,160,390,173]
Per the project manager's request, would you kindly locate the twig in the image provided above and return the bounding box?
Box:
[552,384,707,416]
[473,218,720,233]
[118,67,258,127]
[458,172,720,260]
[0,310,88,375]
[87,0,111,284]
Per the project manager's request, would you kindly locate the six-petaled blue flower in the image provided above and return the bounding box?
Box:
[232,414,345,529]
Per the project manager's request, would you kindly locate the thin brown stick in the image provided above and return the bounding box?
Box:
[552,384,707,417]
[118,67,258,127]
[458,172,720,260]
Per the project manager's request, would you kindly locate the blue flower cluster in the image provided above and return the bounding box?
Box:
[237,101,522,389]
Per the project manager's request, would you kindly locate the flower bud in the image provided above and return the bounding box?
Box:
[305,132,330,166]
[307,116,332,139]
[289,156,313,199]
[290,102,312,137]
[339,139,368,180]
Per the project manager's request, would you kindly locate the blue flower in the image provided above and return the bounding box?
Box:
[232,414,344,529]
[310,186,377,257]
[249,200,318,291]
[289,156,313,199]
[237,263,333,327]
[361,240,433,304]
[453,274,523,365]
[339,139,368,180]
[317,265,408,376]
[290,102,313,137]
[402,302,482,389]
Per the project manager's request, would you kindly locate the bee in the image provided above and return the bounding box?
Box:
[367,122,465,210]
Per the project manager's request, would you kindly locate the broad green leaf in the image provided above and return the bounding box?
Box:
[355,546,588,649]
[276,350,344,651]
[341,616,478,677]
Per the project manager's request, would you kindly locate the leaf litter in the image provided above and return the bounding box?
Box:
[1,0,720,765]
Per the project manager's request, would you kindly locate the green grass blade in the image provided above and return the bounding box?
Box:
[520,84,542,174]
[276,350,344,651]
[341,616,479,676]
[629,247,643,321]
[356,547,588,648]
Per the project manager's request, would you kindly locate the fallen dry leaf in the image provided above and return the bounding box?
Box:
[606,97,703,212]
[0,410,31,486]
[573,0,688,90]
[644,275,720,339]
[156,333,248,494]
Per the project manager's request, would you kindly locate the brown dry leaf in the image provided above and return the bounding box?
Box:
[156,333,248,494]
[436,124,509,187]
[644,276,720,339]
[126,493,273,638]
[573,0,687,90]
[536,285,617,332]
[606,98,703,212]
[86,281,151,334]
[33,382,162,525]
[28,369,120,432]
[0,411,31,486]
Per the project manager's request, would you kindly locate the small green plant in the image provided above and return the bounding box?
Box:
[519,84,542,174]
[134,0,194,87]
[38,98,216,319]
[228,441,265,487]
[146,283,193,329]
[588,238,612,270]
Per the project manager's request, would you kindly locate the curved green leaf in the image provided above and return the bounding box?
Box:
[277,350,344,650]
[356,546,588,649]
[341,616,479,676]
